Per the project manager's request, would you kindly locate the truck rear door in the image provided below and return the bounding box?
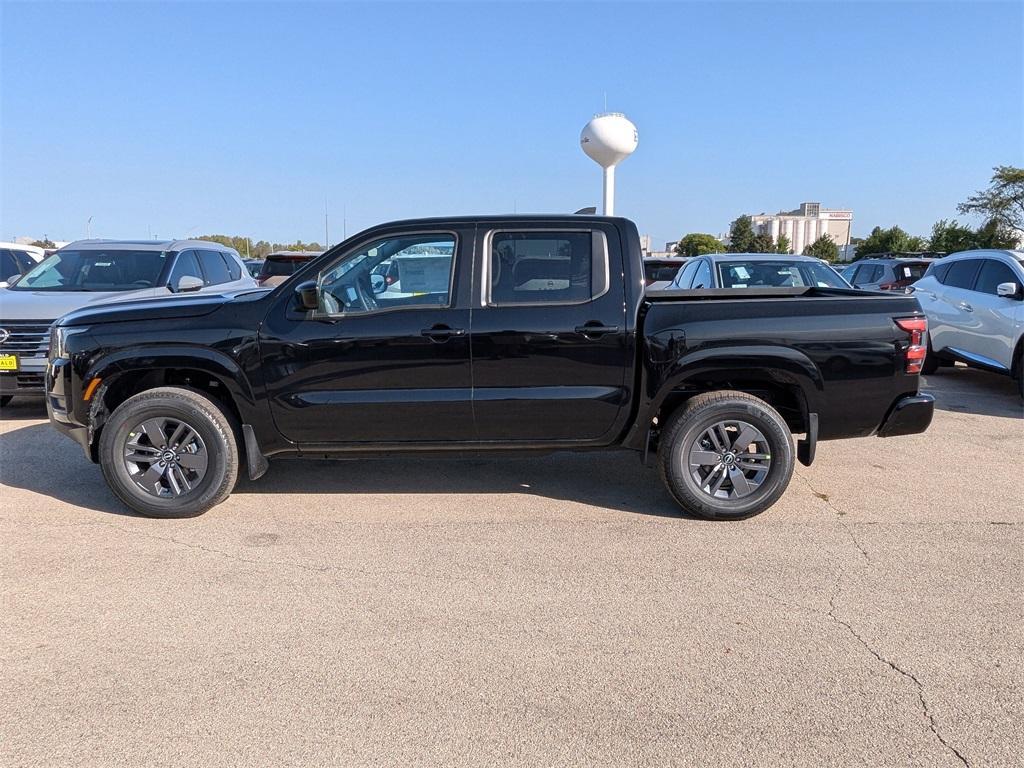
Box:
[469,221,630,442]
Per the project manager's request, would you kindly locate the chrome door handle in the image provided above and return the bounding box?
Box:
[958,302,974,313]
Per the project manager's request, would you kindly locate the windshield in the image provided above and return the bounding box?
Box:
[11,249,171,292]
[717,260,850,289]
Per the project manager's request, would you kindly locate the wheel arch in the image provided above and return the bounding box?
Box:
[83,347,259,461]
[625,346,821,452]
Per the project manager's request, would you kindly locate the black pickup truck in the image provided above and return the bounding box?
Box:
[47,216,934,519]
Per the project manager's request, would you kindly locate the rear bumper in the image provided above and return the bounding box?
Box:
[877,393,934,438]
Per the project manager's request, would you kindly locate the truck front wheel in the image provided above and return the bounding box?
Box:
[659,391,794,520]
[98,386,240,518]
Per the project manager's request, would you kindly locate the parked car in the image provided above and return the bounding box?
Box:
[0,242,46,265]
[0,246,38,288]
[841,256,935,292]
[642,256,688,286]
[0,239,256,404]
[912,249,1024,396]
[669,254,851,290]
[46,215,933,520]
[257,251,322,286]
[243,259,264,278]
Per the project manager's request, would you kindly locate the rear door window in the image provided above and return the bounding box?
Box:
[220,252,242,281]
[690,260,712,289]
[974,260,1018,295]
[0,250,19,281]
[944,260,982,290]
[853,264,882,286]
[487,231,604,305]
[198,249,232,286]
[673,260,700,289]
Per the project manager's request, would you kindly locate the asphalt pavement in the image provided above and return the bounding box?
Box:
[1,365,1021,767]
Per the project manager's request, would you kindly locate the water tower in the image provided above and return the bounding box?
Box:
[580,112,638,215]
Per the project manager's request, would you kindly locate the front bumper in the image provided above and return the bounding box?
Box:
[877,393,935,438]
[0,361,47,396]
[46,357,92,459]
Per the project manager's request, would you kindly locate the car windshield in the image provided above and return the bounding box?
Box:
[10,249,171,292]
[717,260,850,289]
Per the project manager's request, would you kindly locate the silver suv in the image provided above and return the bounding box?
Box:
[0,239,257,403]
[912,249,1024,397]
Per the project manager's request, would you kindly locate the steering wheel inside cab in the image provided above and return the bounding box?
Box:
[294,269,381,315]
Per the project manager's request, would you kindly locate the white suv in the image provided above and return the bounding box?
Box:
[0,239,257,404]
[912,249,1024,397]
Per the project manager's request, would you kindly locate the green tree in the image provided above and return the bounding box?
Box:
[674,233,725,257]
[728,215,757,252]
[958,165,1024,232]
[804,235,839,261]
[30,238,56,248]
[750,232,776,253]
[929,219,977,253]
[775,234,791,254]
[855,225,923,259]
[974,218,1020,249]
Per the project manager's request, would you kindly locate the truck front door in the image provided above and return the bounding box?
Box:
[469,222,630,443]
[259,226,475,445]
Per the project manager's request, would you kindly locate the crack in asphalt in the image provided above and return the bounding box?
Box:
[827,572,969,767]
[794,472,872,564]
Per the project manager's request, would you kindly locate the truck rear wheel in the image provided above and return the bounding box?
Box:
[98,387,240,518]
[659,391,794,520]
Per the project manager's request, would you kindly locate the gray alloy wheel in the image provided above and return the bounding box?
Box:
[122,416,210,498]
[99,386,240,518]
[686,420,771,500]
[659,390,794,520]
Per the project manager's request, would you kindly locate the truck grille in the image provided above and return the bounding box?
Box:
[0,319,54,360]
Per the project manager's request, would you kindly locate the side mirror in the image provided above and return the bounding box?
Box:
[173,275,204,293]
[996,282,1022,299]
[6,275,21,287]
[370,273,386,294]
[294,280,319,311]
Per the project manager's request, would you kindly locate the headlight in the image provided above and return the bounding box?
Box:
[50,326,87,360]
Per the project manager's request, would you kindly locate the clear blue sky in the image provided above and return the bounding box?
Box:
[2,1,1022,247]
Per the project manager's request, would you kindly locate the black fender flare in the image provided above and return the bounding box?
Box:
[625,344,823,450]
[85,345,263,426]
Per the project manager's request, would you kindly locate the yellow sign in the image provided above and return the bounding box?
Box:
[0,354,19,371]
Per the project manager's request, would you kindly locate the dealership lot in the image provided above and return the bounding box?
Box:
[1,368,1021,766]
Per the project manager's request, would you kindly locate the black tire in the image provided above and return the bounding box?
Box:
[1017,351,1023,400]
[659,390,795,520]
[0,395,11,408]
[98,387,240,518]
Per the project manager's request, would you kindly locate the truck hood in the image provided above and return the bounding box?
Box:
[51,288,271,327]
[0,287,163,321]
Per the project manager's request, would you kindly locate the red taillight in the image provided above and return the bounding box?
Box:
[895,316,928,374]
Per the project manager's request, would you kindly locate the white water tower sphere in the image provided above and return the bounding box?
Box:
[580,112,638,215]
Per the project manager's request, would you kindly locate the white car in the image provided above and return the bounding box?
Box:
[0,239,257,404]
[912,249,1024,397]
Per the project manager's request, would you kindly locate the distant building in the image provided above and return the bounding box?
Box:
[748,202,853,254]
[639,235,677,258]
